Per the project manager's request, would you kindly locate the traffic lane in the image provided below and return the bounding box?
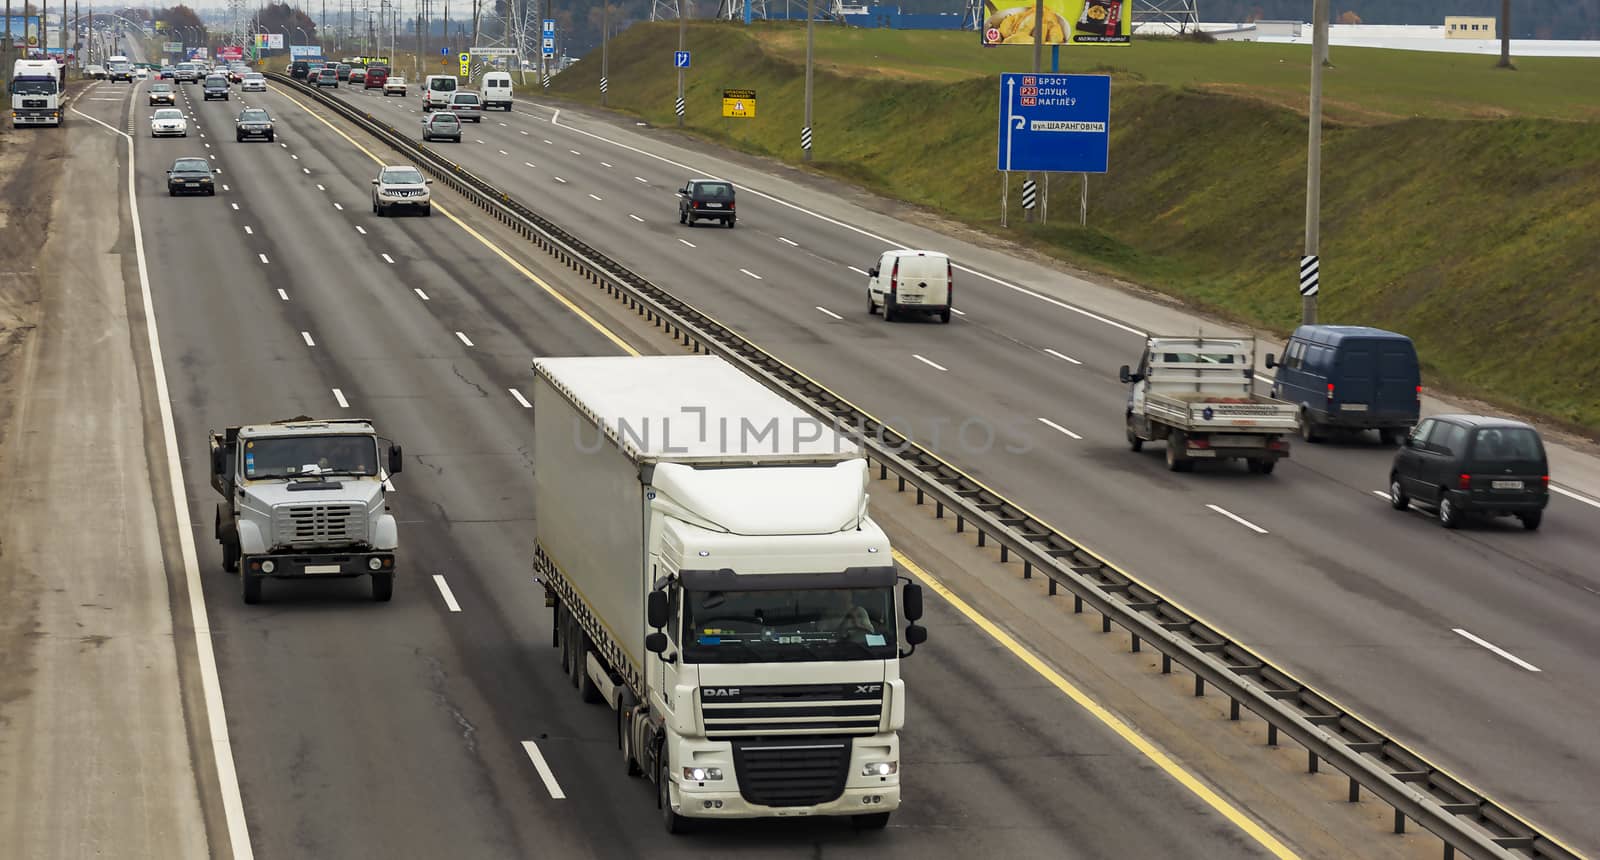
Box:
[143,95,619,859]
[196,83,1286,850]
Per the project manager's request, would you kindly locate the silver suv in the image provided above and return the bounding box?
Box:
[371,165,433,217]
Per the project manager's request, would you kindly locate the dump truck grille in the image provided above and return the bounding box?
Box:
[273,503,365,548]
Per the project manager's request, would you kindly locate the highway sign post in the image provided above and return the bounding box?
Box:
[996,72,1109,227]
[458,52,469,77]
[721,88,755,118]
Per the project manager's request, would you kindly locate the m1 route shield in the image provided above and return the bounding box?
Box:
[996,73,1110,174]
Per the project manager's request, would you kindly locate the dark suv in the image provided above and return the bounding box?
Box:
[1389,415,1549,530]
[290,60,311,80]
[202,74,230,100]
[677,179,736,228]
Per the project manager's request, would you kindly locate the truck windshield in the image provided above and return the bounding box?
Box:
[244,435,379,479]
[12,79,57,95]
[682,586,897,663]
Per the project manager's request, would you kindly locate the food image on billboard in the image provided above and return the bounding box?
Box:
[981,0,1130,47]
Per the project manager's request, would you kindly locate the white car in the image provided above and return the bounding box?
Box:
[134,67,149,80]
[150,107,188,137]
[241,73,266,92]
[383,76,407,96]
[371,164,432,217]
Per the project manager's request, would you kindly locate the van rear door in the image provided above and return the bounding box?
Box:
[1373,340,1420,422]
[1463,427,1546,502]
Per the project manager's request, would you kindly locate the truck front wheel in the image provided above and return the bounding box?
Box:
[371,572,394,602]
[659,760,689,834]
[222,537,240,572]
[1126,416,1143,452]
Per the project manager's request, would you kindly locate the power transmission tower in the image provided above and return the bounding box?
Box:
[651,0,679,24]
[1132,0,1199,35]
[714,0,765,20]
[225,0,251,55]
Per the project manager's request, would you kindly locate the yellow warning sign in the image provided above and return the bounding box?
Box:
[721,88,756,118]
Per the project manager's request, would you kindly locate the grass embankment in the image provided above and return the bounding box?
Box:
[550,23,1600,431]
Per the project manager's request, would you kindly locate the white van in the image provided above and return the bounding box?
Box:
[422,74,458,111]
[481,71,513,111]
[866,250,953,323]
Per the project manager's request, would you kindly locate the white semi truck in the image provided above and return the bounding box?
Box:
[10,59,63,127]
[532,355,927,833]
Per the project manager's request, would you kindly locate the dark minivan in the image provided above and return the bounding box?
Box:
[1266,325,1419,444]
[290,60,311,80]
[1389,415,1548,530]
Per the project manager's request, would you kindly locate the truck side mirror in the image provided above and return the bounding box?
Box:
[1118,364,1132,384]
[211,447,227,477]
[387,444,403,475]
[902,582,923,622]
[905,624,927,647]
[646,589,669,629]
[645,631,668,654]
[1264,353,1277,369]
[867,267,879,278]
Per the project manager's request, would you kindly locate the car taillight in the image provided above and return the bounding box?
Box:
[890,261,899,293]
[1267,439,1289,450]
[1326,383,1335,401]
[1189,438,1211,449]
[1458,473,1472,490]
[1416,385,1422,402]
[1541,475,1550,489]
[692,200,700,208]
[728,201,735,210]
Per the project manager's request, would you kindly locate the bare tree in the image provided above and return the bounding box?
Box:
[1496,0,1514,69]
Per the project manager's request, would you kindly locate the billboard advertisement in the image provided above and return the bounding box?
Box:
[3,15,43,45]
[980,0,1130,46]
[289,44,321,59]
[219,45,243,61]
[254,32,284,50]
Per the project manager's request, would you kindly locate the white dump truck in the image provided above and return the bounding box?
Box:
[532,355,927,833]
[210,417,404,604]
[1120,335,1299,473]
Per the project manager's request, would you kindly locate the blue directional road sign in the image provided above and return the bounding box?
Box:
[440,47,448,55]
[674,50,690,69]
[996,73,1110,174]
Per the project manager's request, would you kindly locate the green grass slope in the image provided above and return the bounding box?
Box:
[551,23,1600,430]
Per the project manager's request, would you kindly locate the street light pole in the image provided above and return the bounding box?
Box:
[802,0,813,161]
[676,0,686,128]
[1302,0,1327,325]
[600,0,607,107]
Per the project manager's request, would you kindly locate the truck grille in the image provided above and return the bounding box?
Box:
[23,99,46,108]
[273,503,366,548]
[732,738,851,808]
[701,683,884,738]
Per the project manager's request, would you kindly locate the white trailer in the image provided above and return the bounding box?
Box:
[532,355,927,833]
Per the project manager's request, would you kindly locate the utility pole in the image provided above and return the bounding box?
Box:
[1024,0,1041,222]
[414,0,421,77]
[4,0,12,92]
[675,0,686,127]
[1301,0,1327,325]
[802,0,812,161]
[469,0,477,49]
[600,0,607,106]
[1496,0,1513,69]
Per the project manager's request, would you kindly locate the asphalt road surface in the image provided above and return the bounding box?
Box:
[61,76,1319,858]
[296,80,1600,854]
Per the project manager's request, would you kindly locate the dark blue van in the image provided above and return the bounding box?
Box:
[1265,325,1420,444]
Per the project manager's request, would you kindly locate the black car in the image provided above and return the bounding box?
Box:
[202,74,230,100]
[167,157,218,196]
[289,60,311,80]
[1389,415,1549,530]
[677,179,736,228]
[235,108,274,142]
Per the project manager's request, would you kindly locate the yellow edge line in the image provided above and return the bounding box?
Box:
[894,549,1300,860]
[276,79,1300,857]
[270,84,639,357]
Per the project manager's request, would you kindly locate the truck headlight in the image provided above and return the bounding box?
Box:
[862,762,898,777]
[683,767,723,781]
[260,560,275,573]
[368,557,384,571]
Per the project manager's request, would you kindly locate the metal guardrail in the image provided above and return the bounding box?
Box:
[268,73,1585,860]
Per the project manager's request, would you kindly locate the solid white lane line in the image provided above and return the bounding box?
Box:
[414,288,430,300]
[912,354,948,372]
[521,741,567,799]
[455,332,474,347]
[628,214,644,222]
[848,265,869,276]
[381,253,395,263]
[1206,504,1268,535]
[634,176,648,183]
[432,575,462,612]
[740,268,763,280]
[333,202,343,210]
[553,176,567,183]
[1044,348,1083,365]
[1452,628,1541,672]
[509,388,532,408]
[257,253,269,263]
[243,226,253,235]
[589,193,602,201]
[778,236,799,247]
[816,306,843,320]
[332,388,350,408]
[677,238,695,248]
[1552,485,1600,510]
[1037,417,1083,440]
[301,331,315,346]
[67,102,257,860]
[277,289,290,301]
[355,225,367,235]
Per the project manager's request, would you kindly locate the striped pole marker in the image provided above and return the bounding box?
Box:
[1021,179,1038,210]
[542,74,550,89]
[1299,255,1320,296]
[674,96,685,117]
[800,125,812,151]
[599,76,608,94]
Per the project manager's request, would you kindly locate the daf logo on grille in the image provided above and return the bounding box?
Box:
[854,684,882,694]
[703,687,740,697]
